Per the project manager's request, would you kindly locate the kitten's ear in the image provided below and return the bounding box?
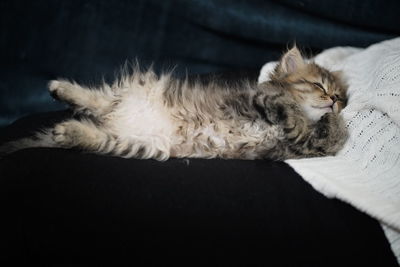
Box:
[332,70,344,80]
[277,46,305,74]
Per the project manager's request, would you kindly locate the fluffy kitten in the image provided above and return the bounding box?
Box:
[0,47,348,160]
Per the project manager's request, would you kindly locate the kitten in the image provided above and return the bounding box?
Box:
[0,47,348,160]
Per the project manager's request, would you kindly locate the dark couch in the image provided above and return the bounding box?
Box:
[1,0,399,265]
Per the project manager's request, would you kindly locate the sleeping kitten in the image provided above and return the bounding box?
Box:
[0,47,348,160]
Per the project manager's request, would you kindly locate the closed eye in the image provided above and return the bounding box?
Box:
[301,80,328,93]
[313,82,324,90]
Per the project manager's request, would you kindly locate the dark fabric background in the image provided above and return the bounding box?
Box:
[1,0,400,126]
[1,2,400,263]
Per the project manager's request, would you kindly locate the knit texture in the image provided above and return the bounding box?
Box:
[259,38,400,263]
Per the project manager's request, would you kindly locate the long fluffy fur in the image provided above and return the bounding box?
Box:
[0,47,348,160]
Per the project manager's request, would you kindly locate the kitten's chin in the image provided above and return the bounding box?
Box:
[302,105,332,122]
[301,101,343,121]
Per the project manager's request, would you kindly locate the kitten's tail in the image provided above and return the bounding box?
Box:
[0,130,57,157]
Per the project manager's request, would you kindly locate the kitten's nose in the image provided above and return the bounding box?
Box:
[330,95,337,103]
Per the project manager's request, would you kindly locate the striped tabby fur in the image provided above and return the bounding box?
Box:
[0,47,348,160]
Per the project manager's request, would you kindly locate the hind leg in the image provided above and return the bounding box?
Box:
[53,119,113,152]
[49,80,115,116]
[52,119,170,160]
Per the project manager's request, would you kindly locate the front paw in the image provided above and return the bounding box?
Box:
[315,113,334,138]
[319,112,336,123]
[283,106,308,141]
[317,112,347,140]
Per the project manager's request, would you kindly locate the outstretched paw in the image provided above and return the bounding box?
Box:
[52,122,75,147]
[52,120,104,150]
[48,80,77,103]
[48,80,63,100]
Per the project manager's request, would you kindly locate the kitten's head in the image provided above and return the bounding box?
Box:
[271,46,347,121]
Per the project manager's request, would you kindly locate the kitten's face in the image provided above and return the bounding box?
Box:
[273,47,347,121]
[285,64,347,121]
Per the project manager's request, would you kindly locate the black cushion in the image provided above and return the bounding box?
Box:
[0,110,397,265]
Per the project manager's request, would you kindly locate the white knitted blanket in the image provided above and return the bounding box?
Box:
[259,38,400,263]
